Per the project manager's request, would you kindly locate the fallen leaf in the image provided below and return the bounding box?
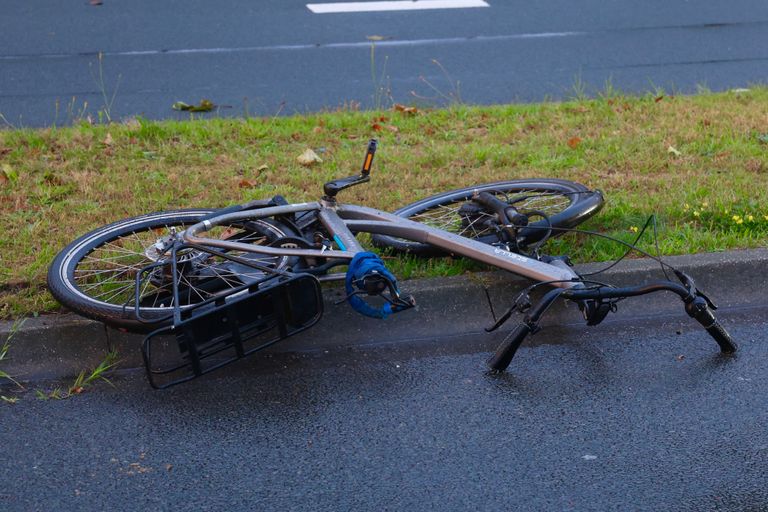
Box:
[238,179,255,188]
[171,99,215,112]
[567,136,582,149]
[393,104,418,115]
[1,163,18,183]
[102,133,113,146]
[667,145,681,156]
[654,95,664,103]
[297,148,322,166]
[371,123,383,132]
[312,126,323,134]
[256,164,268,172]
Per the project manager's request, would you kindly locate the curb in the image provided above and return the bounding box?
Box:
[2,248,767,383]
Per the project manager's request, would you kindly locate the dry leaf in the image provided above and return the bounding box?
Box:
[394,104,418,115]
[1,163,17,183]
[312,126,323,134]
[371,123,383,132]
[567,136,582,149]
[654,95,664,103]
[102,133,113,146]
[297,148,322,166]
[171,99,215,112]
[238,179,255,188]
[667,146,681,156]
[256,164,268,171]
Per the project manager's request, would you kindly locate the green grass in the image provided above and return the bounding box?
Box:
[1,89,768,318]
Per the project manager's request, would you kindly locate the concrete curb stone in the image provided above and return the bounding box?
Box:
[2,248,766,383]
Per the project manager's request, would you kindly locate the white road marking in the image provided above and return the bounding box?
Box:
[307,0,489,14]
[0,32,583,61]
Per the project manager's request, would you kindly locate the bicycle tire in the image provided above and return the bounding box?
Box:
[372,179,603,255]
[47,209,295,333]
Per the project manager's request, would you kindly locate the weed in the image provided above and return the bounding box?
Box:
[411,59,462,106]
[570,71,588,102]
[369,40,393,109]
[0,112,17,129]
[0,318,26,389]
[34,351,119,401]
[36,388,63,401]
[90,52,122,123]
[68,351,119,395]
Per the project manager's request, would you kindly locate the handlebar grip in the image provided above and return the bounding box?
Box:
[705,320,738,354]
[487,323,532,372]
[685,297,738,354]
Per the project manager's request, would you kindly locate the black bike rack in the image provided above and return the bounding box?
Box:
[141,272,323,389]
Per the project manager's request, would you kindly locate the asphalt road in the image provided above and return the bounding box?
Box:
[2,0,768,126]
[2,306,767,510]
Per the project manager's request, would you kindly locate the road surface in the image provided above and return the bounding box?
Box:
[2,305,767,510]
[2,0,768,126]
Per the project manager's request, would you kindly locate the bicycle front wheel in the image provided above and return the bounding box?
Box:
[372,179,603,255]
[47,209,295,332]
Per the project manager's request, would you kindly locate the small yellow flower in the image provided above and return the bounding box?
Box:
[732,215,741,222]
[764,215,768,221]
[701,201,709,208]
[684,203,690,210]
[629,226,639,233]
[736,218,744,225]
[693,211,700,217]
[747,214,754,222]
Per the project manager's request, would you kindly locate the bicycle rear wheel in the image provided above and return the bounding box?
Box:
[47,209,294,332]
[372,179,603,255]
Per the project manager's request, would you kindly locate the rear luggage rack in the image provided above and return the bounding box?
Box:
[137,256,323,388]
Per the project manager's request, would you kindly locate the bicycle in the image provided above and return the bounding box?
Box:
[47,140,737,388]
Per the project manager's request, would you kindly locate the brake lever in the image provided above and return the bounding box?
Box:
[674,269,718,310]
[485,292,532,332]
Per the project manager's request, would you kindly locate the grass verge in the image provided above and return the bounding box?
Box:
[1,89,767,318]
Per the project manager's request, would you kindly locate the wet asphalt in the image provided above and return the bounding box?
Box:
[2,0,768,126]
[1,306,767,511]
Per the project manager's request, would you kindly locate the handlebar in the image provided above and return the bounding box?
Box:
[487,273,737,372]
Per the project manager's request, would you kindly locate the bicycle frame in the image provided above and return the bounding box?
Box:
[184,201,582,288]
